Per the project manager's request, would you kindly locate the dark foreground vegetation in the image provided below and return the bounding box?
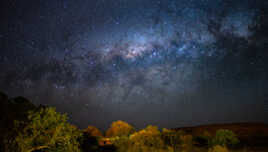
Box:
[1,91,268,152]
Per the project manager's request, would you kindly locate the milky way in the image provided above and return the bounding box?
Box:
[0,0,268,129]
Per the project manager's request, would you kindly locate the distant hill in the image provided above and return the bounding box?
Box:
[175,122,268,147]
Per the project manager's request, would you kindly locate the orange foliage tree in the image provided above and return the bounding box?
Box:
[83,125,103,137]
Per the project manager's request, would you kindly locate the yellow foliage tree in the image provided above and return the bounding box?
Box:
[106,120,135,137]
[129,125,165,150]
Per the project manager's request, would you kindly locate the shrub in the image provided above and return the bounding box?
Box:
[209,145,229,152]
[106,120,135,137]
[162,128,184,151]
[112,126,176,152]
[180,135,194,152]
[211,129,239,147]
[193,131,212,147]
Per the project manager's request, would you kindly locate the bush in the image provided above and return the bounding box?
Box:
[194,136,210,146]
[5,107,81,152]
[162,128,184,151]
[209,145,229,152]
[111,126,176,152]
[106,120,135,137]
[180,135,194,152]
[193,131,212,147]
[211,129,239,147]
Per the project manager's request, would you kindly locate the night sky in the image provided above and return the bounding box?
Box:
[0,0,268,130]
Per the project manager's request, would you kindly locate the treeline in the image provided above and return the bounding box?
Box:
[0,91,240,152]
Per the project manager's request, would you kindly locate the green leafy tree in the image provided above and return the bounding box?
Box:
[6,107,81,152]
[106,120,135,137]
[211,129,239,147]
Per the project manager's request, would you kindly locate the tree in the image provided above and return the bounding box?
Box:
[211,129,239,147]
[110,136,130,152]
[6,107,81,152]
[129,125,165,151]
[162,128,183,151]
[106,120,135,137]
[80,126,103,152]
[84,125,103,137]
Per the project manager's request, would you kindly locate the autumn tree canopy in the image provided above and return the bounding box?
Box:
[84,125,103,137]
[106,120,135,137]
[129,125,165,150]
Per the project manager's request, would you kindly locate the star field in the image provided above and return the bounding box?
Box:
[0,0,268,129]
